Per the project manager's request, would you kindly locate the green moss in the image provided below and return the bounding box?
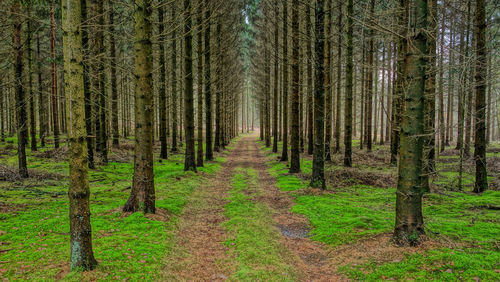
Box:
[223,168,297,281]
[0,144,226,281]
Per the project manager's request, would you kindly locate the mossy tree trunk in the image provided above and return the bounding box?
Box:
[123,0,156,214]
[62,0,98,270]
[394,0,428,246]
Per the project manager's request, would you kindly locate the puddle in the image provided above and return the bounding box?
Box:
[277,223,310,239]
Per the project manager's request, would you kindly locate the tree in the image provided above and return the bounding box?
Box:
[50,0,59,149]
[306,4,313,156]
[110,0,119,147]
[184,0,196,172]
[272,0,279,154]
[324,0,332,161]
[289,0,300,173]
[158,4,168,159]
[394,0,427,246]
[204,0,213,161]
[311,0,326,190]
[334,0,342,154]
[473,0,488,193]
[12,2,28,178]
[27,7,37,152]
[196,0,204,167]
[280,0,289,162]
[123,0,155,214]
[171,2,178,153]
[62,0,97,270]
[344,0,353,167]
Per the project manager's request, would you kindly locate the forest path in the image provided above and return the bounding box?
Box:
[161,132,344,281]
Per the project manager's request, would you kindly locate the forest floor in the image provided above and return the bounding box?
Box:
[0,132,499,281]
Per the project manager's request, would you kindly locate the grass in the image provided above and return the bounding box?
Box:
[0,140,226,281]
[258,140,500,281]
[223,168,297,281]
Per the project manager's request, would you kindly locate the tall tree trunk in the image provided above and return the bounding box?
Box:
[306,4,313,156]
[464,1,472,157]
[324,0,332,161]
[123,0,155,214]
[344,0,353,167]
[158,5,168,159]
[423,0,437,191]
[27,9,37,152]
[97,0,107,164]
[13,2,28,178]
[334,1,342,153]
[37,33,47,148]
[366,0,374,152]
[280,0,289,162]
[394,0,427,246]
[81,0,95,169]
[50,0,59,149]
[196,0,203,167]
[110,1,119,147]
[311,0,326,189]
[473,0,487,193]
[272,0,279,153]
[446,17,455,146]
[289,0,300,173]
[204,0,213,160]
[62,0,98,270]
[214,22,221,151]
[0,80,4,142]
[183,0,196,172]
[171,3,178,152]
[379,44,386,145]
[390,3,407,166]
[438,1,446,152]
[264,15,271,148]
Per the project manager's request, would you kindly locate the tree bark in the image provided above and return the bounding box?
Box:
[394,0,427,246]
[13,2,28,178]
[183,0,196,172]
[311,0,326,189]
[289,0,300,173]
[196,0,204,167]
[280,0,289,162]
[204,0,213,160]
[344,0,353,167]
[110,1,119,147]
[473,0,488,193]
[306,4,313,156]
[62,0,98,270]
[50,0,59,149]
[123,0,155,214]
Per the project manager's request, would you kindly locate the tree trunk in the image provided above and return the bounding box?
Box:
[334,1,342,153]
[27,10,37,152]
[158,5,168,159]
[272,0,279,153]
[324,0,332,161]
[13,2,28,178]
[311,0,326,189]
[204,0,213,161]
[50,1,59,149]
[280,0,289,162]
[438,1,446,152]
[123,0,155,214]
[37,32,47,148]
[62,0,98,270]
[394,0,427,246]
[306,4,313,156]
[473,0,488,193]
[171,3,178,152]
[344,0,353,167]
[183,0,196,172]
[289,0,300,173]
[196,1,204,167]
[110,1,119,147]
[366,0,374,152]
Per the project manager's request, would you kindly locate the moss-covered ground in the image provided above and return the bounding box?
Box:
[259,139,500,281]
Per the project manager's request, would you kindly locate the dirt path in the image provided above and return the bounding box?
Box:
[162,133,346,281]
